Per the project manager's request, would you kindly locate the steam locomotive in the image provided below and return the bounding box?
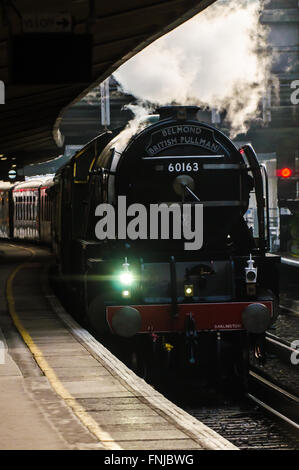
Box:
[52,106,280,383]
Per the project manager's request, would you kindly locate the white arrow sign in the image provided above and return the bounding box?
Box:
[23,13,72,33]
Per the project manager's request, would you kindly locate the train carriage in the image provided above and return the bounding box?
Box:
[13,179,41,240]
[40,177,54,244]
[12,177,53,242]
[0,181,13,238]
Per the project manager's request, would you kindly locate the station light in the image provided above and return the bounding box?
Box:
[8,169,16,180]
[276,167,293,178]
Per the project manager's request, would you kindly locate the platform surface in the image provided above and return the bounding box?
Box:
[0,242,237,450]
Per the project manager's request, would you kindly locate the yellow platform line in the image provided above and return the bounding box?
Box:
[8,243,36,257]
[6,261,122,450]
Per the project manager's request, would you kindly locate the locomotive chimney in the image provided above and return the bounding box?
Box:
[156,106,200,121]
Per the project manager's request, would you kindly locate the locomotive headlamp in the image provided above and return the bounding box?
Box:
[119,257,134,286]
[245,254,257,296]
[184,284,194,297]
[119,271,133,286]
[245,254,257,283]
[122,289,131,298]
[246,271,256,282]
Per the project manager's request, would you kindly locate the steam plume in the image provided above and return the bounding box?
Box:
[114,0,275,137]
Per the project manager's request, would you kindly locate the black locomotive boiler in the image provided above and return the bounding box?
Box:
[50,106,280,384]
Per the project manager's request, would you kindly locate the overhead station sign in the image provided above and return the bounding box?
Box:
[22,13,72,33]
[12,11,91,84]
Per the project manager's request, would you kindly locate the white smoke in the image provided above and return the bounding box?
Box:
[114,0,275,137]
[113,104,155,150]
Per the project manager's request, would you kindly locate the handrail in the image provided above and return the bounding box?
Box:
[260,163,270,251]
[240,144,266,252]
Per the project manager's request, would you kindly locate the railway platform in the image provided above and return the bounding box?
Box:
[0,242,237,450]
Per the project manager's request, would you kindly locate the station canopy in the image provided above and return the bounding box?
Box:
[0,0,216,167]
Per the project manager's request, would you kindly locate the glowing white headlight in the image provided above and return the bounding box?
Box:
[119,271,133,285]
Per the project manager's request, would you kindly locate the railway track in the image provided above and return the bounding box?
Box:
[265,331,298,368]
[147,357,299,450]
[251,330,299,398]
[247,328,299,433]
[279,302,299,318]
[186,404,298,449]
[152,336,299,450]
[248,370,299,431]
[182,369,299,449]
